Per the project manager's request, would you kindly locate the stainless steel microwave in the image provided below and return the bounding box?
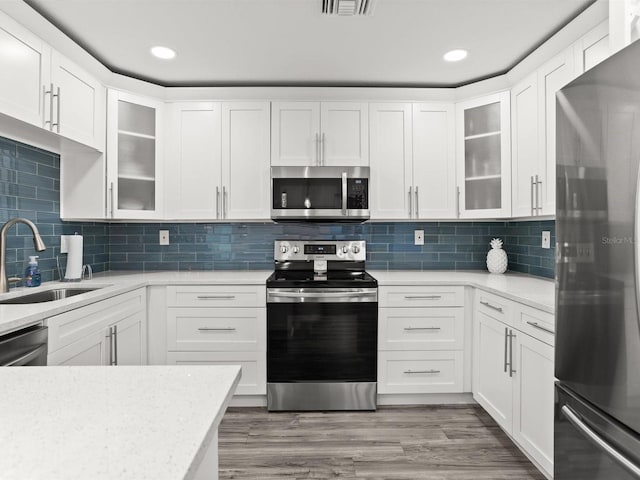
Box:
[271,166,370,221]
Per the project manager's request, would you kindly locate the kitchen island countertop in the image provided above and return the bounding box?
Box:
[0,364,240,480]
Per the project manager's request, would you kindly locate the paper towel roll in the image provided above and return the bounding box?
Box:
[61,234,83,281]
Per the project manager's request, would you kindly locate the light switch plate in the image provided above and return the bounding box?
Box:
[541,231,551,249]
[414,230,424,246]
[159,230,170,245]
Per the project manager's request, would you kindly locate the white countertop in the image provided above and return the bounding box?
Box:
[0,365,240,480]
[0,269,554,335]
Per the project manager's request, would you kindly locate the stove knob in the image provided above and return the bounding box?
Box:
[292,246,300,254]
[352,245,360,254]
[342,246,350,254]
[280,246,288,254]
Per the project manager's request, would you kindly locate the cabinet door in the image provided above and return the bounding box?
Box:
[511,74,540,217]
[271,101,320,166]
[107,90,164,219]
[473,310,513,432]
[457,92,511,218]
[164,102,222,219]
[51,50,105,150]
[320,102,368,166]
[576,20,610,74]
[47,328,108,366]
[369,103,413,219]
[412,103,456,218]
[222,101,271,220]
[0,11,50,128]
[113,309,146,366]
[512,332,554,477]
[538,49,575,215]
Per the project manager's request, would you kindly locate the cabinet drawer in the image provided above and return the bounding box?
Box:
[515,303,555,346]
[378,350,464,394]
[166,285,265,307]
[166,307,266,352]
[48,288,146,353]
[475,290,513,326]
[166,351,266,395]
[379,307,464,350]
[379,286,464,307]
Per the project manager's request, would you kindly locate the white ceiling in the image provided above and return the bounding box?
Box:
[25,0,596,87]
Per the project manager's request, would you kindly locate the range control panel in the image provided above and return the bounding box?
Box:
[274,240,366,262]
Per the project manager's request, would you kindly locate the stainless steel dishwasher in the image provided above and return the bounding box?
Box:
[0,325,48,366]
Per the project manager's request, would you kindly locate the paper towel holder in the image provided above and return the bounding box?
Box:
[59,233,83,282]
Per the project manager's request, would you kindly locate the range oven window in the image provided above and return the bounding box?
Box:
[267,302,377,382]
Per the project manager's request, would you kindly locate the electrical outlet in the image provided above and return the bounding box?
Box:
[414,230,424,246]
[541,231,551,249]
[159,230,170,245]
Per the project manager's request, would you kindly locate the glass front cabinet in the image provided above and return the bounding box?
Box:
[106,90,163,219]
[456,92,511,218]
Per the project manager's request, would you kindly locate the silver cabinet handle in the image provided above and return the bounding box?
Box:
[52,86,60,132]
[46,83,54,128]
[404,369,440,374]
[408,186,413,218]
[480,300,503,313]
[415,186,419,218]
[197,295,236,300]
[321,132,325,165]
[526,321,555,335]
[216,186,220,219]
[561,405,640,478]
[113,324,118,366]
[106,326,115,366]
[508,329,516,377]
[530,175,535,216]
[504,327,509,373]
[222,186,227,219]
[404,326,441,331]
[315,133,319,165]
[404,295,442,300]
[456,186,461,217]
[536,176,543,212]
[109,181,115,218]
[198,327,236,332]
[534,174,540,213]
[341,171,348,216]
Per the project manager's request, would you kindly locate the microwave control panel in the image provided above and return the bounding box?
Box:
[347,178,368,209]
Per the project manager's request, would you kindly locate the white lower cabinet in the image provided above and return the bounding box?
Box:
[47,288,147,366]
[165,285,266,396]
[378,285,465,395]
[472,290,554,478]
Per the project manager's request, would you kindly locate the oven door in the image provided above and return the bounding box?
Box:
[267,288,377,383]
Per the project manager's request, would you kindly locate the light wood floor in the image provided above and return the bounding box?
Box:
[218,404,546,479]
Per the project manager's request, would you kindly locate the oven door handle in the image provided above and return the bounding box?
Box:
[269,291,376,299]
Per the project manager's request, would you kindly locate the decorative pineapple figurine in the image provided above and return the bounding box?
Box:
[486,238,508,274]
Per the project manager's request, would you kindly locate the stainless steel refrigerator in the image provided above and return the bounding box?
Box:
[555,40,640,479]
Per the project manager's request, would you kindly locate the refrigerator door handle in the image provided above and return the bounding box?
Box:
[562,405,640,479]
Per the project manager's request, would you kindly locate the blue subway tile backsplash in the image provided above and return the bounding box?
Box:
[0,135,556,286]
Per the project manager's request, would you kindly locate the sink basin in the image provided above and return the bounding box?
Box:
[0,288,100,304]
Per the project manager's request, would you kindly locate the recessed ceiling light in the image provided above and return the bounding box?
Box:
[150,46,176,60]
[443,49,468,62]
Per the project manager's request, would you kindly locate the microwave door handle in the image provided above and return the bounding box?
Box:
[342,171,348,216]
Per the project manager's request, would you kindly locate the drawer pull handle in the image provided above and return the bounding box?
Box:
[404,326,441,331]
[198,327,236,332]
[404,369,441,374]
[526,321,555,335]
[480,300,503,313]
[404,295,442,300]
[196,295,236,300]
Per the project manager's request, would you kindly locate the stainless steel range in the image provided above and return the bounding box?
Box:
[266,240,378,411]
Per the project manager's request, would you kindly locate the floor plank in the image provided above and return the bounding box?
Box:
[218,405,546,480]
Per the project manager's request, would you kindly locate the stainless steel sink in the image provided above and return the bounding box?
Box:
[0,288,100,304]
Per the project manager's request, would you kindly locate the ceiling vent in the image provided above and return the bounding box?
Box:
[322,0,375,16]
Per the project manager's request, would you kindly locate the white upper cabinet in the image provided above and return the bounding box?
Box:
[369,103,413,219]
[271,101,368,166]
[222,101,271,220]
[456,92,511,218]
[0,11,104,150]
[165,101,270,221]
[412,103,456,218]
[511,74,540,217]
[107,90,164,220]
[538,49,576,215]
[576,20,610,74]
[165,102,222,219]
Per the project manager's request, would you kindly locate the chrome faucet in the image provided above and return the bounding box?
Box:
[0,218,46,293]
